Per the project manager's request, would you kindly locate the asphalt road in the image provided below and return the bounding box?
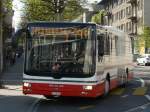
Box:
[0,65,150,112]
[0,66,150,112]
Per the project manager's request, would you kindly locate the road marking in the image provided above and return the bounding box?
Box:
[79,105,95,110]
[140,78,145,87]
[121,94,129,98]
[133,87,147,96]
[110,88,125,95]
[137,77,145,87]
[145,95,150,101]
[27,97,42,112]
[32,100,41,112]
[124,102,150,112]
[140,105,147,109]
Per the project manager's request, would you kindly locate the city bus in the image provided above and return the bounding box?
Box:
[22,22,134,98]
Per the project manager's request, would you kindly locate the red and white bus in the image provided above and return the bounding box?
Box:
[22,22,133,98]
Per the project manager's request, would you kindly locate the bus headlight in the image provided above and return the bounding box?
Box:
[24,82,31,87]
[83,85,93,90]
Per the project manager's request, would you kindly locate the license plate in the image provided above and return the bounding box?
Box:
[51,92,61,96]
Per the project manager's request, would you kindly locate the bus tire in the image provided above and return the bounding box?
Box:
[126,68,129,83]
[104,78,110,96]
[122,68,129,88]
[44,95,54,99]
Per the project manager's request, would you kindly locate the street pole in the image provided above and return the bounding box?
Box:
[55,0,66,22]
[0,1,3,73]
[83,12,86,23]
[56,13,60,22]
[56,0,60,22]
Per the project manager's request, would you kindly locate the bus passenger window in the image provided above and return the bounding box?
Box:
[105,36,110,55]
[97,35,104,62]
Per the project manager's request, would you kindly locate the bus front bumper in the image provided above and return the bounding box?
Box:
[23,82,105,98]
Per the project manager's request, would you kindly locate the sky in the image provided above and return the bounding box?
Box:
[88,0,102,3]
[12,0,102,31]
[12,0,24,31]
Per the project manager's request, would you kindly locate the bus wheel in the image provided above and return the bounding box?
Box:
[126,68,129,83]
[122,69,129,87]
[44,95,54,99]
[104,79,110,96]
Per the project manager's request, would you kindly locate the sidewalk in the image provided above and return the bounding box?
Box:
[0,85,23,96]
[0,56,24,85]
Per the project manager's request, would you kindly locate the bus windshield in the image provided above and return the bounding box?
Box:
[25,25,95,78]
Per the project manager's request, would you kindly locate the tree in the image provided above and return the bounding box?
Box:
[143,27,150,48]
[63,0,84,21]
[136,26,150,53]
[91,10,106,24]
[3,0,12,11]
[1,0,13,19]
[141,26,150,53]
[21,0,85,22]
[21,0,54,21]
[2,0,13,39]
[0,0,13,72]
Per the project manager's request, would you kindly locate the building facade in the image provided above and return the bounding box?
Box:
[98,0,137,36]
[98,0,150,54]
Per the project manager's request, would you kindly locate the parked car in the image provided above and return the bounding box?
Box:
[136,54,150,66]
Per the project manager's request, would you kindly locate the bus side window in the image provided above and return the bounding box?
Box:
[97,35,104,62]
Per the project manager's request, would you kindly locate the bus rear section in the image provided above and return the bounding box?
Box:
[23,22,104,98]
[23,80,106,98]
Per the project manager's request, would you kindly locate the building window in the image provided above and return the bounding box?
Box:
[121,24,123,30]
[126,7,129,17]
[112,14,114,22]
[121,10,123,19]
[129,22,132,32]
[116,12,119,21]
[111,37,113,53]
[124,24,126,32]
[137,1,140,10]
[126,6,132,17]
[129,6,132,15]
[126,23,128,32]
[118,0,124,5]
[123,9,126,17]
[140,0,143,10]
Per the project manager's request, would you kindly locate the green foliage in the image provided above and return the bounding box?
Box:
[139,26,150,48]
[3,0,12,11]
[91,10,106,24]
[91,15,98,24]
[0,0,12,18]
[142,26,150,48]
[22,0,54,21]
[136,26,150,53]
[135,36,144,52]
[63,0,84,21]
[21,0,84,22]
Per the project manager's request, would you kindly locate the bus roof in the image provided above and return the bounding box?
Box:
[27,22,96,28]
